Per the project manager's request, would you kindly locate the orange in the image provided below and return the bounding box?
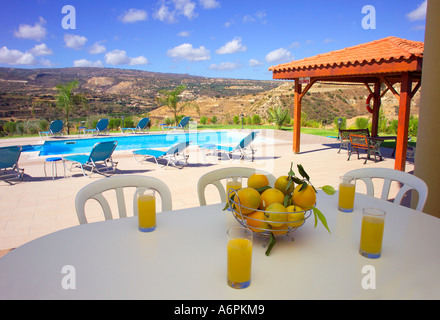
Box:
[274,175,294,195]
[269,224,289,236]
[259,188,284,210]
[247,173,269,190]
[264,203,287,227]
[286,205,305,227]
[233,187,261,214]
[245,211,268,233]
[291,184,316,209]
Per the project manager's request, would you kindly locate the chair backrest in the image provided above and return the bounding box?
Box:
[343,168,428,211]
[96,119,109,131]
[178,117,191,128]
[49,120,64,133]
[166,141,191,155]
[237,131,258,149]
[197,166,277,206]
[0,146,22,169]
[89,141,118,162]
[350,134,369,150]
[75,175,173,224]
[137,118,150,129]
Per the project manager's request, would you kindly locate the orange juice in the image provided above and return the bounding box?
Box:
[138,194,156,232]
[227,238,252,288]
[338,182,356,212]
[226,180,242,198]
[360,215,385,258]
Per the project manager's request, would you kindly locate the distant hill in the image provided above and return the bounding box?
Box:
[0,67,419,126]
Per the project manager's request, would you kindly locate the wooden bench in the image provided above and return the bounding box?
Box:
[348,133,382,164]
[338,129,370,153]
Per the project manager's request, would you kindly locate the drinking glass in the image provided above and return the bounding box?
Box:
[137,189,156,232]
[359,207,386,259]
[226,176,242,199]
[227,227,253,289]
[338,176,356,212]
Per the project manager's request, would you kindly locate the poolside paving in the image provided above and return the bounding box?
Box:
[0,129,414,255]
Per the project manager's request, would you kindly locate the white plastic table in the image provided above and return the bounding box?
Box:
[1,191,439,300]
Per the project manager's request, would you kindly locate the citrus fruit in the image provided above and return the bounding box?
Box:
[259,187,284,210]
[247,173,269,190]
[269,224,288,236]
[234,187,261,214]
[264,202,287,227]
[286,205,305,227]
[291,184,316,209]
[274,175,294,195]
[245,211,268,233]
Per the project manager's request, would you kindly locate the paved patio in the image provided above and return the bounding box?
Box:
[0,129,413,254]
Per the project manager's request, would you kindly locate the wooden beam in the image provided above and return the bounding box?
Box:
[371,82,381,137]
[293,80,302,153]
[395,72,412,171]
[299,79,317,99]
[411,81,421,98]
[381,77,401,100]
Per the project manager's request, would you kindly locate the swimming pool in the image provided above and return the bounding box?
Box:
[26,131,249,156]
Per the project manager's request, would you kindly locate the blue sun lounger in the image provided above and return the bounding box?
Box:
[0,146,24,181]
[121,117,150,134]
[63,141,118,177]
[200,131,258,161]
[84,119,109,136]
[132,141,191,169]
[161,116,191,132]
[39,120,64,138]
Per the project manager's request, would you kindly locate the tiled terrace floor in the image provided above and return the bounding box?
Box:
[0,129,414,256]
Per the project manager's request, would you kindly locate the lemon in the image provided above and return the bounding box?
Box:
[260,188,285,210]
[274,175,294,195]
[247,173,269,190]
[264,203,287,227]
[286,205,305,227]
[291,184,316,209]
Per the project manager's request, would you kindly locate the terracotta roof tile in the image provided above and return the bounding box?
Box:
[269,36,424,72]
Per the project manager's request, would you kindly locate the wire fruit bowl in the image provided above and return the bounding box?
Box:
[227,189,313,237]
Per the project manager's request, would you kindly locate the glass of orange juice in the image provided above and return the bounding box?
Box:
[338,176,356,212]
[227,227,253,289]
[137,189,156,232]
[359,207,386,259]
[226,176,242,199]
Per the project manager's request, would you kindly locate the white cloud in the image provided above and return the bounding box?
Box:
[120,8,148,23]
[178,30,191,37]
[265,48,293,63]
[249,59,263,67]
[89,42,107,54]
[14,17,47,41]
[243,10,267,24]
[0,46,37,65]
[216,37,247,55]
[153,0,198,23]
[167,43,210,62]
[64,34,88,50]
[73,59,103,68]
[104,49,149,66]
[209,61,240,71]
[29,43,53,56]
[199,0,220,9]
[407,0,427,21]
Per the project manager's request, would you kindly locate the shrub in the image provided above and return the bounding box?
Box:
[251,114,261,125]
[408,116,418,137]
[200,116,207,125]
[233,115,240,125]
[355,117,369,129]
[211,116,218,124]
[4,121,16,135]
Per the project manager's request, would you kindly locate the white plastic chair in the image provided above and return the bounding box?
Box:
[197,167,277,206]
[343,168,428,211]
[75,175,172,224]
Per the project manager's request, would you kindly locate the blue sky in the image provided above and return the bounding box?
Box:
[0,0,427,80]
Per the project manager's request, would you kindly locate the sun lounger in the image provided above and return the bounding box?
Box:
[161,117,191,132]
[84,119,109,136]
[0,146,24,181]
[200,131,258,161]
[121,118,150,134]
[39,120,64,138]
[132,141,191,169]
[63,141,118,177]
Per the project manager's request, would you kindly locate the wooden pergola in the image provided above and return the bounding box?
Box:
[269,36,423,171]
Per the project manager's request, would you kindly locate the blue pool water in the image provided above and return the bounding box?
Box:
[25,131,248,156]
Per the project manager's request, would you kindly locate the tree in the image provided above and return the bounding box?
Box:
[267,106,290,129]
[56,80,88,134]
[157,85,199,125]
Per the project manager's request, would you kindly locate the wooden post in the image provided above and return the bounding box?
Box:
[394,72,412,171]
[371,81,381,136]
[293,80,302,153]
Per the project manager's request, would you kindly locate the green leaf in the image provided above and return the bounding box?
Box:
[283,194,291,207]
[297,164,310,181]
[321,185,336,195]
[288,162,295,177]
[265,232,277,256]
[299,181,308,192]
[256,186,271,193]
[312,207,331,234]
